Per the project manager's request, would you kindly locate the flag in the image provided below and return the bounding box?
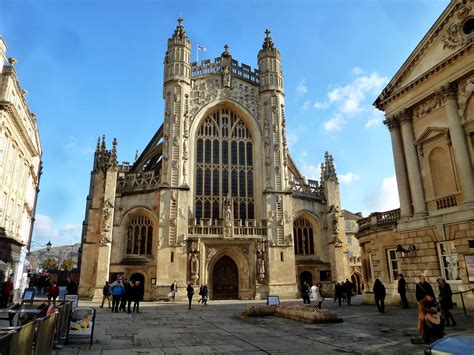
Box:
[197,45,207,51]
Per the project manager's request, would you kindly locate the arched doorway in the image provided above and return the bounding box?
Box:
[213,256,238,299]
[351,272,362,295]
[300,271,313,286]
[130,273,145,288]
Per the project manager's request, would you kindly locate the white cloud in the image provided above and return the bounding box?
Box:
[296,79,308,96]
[286,130,299,148]
[317,70,388,132]
[301,100,311,110]
[364,117,381,128]
[323,113,345,132]
[352,67,364,75]
[65,136,95,156]
[339,172,360,184]
[300,163,321,180]
[363,175,399,213]
[32,214,81,249]
[313,101,329,110]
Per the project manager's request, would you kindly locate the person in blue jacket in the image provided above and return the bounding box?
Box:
[110,278,125,313]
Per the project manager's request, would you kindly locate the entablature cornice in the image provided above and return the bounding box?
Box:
[0,101,40,157]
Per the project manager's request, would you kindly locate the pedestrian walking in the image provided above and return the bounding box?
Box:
[111,278,125,312]
[437,278,456,327]
[344,279,353,305]
[1,276,13,308]
[125,280,134,313]
[398,274,409,308]
[373,279,386,313]
[201,284,208,305]
[133,281,143,313]
[335,282,343,306]
[315,282,324,309]
[47,281,60,307]
[100,281,111,308]
[301,282,310,304]
[66,278,78,295]
[187,283,194,310]
[171,281,178,301]
[416,274,435,302]
[198,284,204,303]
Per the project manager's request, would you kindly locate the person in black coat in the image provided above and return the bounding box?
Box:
[373,279,386,313]
[344,279,353,306]
[133,281,144,313]
[398,274,409,309]
[301,282,310,304]
[416,275,435,302]
[437,278,456,326]
[187,283,194,310]
[120,279,132,312]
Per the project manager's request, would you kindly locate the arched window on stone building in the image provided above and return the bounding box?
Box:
[126,216,153,255]
[195,108,254,221]
[293,217,315,255]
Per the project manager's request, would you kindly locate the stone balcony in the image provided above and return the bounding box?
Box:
[188,218,267,237]
[357,208,400,233]
[116,170,160,194]
[291,178,325,201]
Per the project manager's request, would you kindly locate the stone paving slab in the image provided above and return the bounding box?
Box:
[54,296,474,354]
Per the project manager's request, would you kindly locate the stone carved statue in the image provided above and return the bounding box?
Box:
[256,250,265,282]
[190,253,199,281]
[224,196,233,238]
[222,65,231,88]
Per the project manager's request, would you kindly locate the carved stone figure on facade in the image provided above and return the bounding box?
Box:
[183,138,188,159]
[257,251,265,282]
[172,159,178,171]
[100,233,111,247]
[190,253,199,282]
[284,210,291,224]
[222,65,231,88]
[285,234,293,246]
[223,196,233,237]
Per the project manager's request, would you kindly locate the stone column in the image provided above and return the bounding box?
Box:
[399,110,427,216]
[438,83,474,204]
[384,117,413,217]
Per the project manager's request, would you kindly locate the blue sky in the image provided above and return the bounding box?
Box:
[0,0,449,248]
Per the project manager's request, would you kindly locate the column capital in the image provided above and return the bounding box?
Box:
[383,116,400,131]
[394,109,412,125]
[436,82,458,103]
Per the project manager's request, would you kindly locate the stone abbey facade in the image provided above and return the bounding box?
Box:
[78,19,358,301]
[357,0,474,309]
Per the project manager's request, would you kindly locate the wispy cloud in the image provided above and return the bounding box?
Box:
[362,175,399,214]
[65,136,95,156]
[301,68,388,132]
[364,110,384,129]
[296,79,308,96]
[323,113,344,132]
[32,214,81,249]
[286,130,299,148]
[339,172,360,184]
[301,100,312,110]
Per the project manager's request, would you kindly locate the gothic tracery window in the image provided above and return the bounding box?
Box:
[126,216,153,255]
[293,217,315,255]
[195,108,254,221]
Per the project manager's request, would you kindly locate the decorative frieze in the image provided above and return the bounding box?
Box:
[412,95,443,120]
[436,82,458,103]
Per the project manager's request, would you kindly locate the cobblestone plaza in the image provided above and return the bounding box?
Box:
[56,296,474,354]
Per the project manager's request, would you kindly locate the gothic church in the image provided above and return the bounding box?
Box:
[78,19,356,301]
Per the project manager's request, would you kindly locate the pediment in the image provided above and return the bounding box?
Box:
[414,126,449,147]
[376,1,474,108]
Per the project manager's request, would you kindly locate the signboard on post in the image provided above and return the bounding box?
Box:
[65,294,79,310]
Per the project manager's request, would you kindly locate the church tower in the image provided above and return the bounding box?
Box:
[258,30,297,296]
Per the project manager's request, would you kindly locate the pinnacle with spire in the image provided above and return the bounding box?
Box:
[262,28,275,50]
[172,16,187,40]
[322,151,338,183]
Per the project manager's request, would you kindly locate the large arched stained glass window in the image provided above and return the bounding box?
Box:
[195,108,254,221]
[126,216,153,255]
[293,217,315,255]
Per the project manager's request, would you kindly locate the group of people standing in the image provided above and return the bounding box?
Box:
[334,279,353,306]
[100,277,144,313]
[372,274,456,344]
[301,282,324,309]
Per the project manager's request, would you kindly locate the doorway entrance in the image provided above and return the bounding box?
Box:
[213,256,238,299]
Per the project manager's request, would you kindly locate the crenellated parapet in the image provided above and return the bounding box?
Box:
[191,58,260,85]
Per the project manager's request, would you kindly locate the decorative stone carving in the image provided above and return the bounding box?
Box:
[222,65,231,88]
[183,138,188,159]
[413,95,442,120]
[223,196,233,238]
[457,76,474,116]
[436,83,458,103]
[190,77,258,119]
[179,208,186,220]
[172,159,178,170]
[284,210,291,224]
[285,234,293,246]
[206,247,217,263]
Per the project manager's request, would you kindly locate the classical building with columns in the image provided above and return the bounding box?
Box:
[357,0,474,309]
[78,20,359,301]
[0,36,42,299]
